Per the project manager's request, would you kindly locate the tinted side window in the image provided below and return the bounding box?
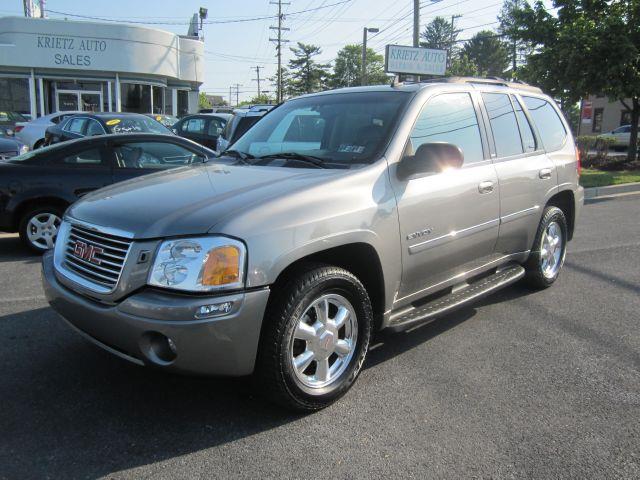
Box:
[409,92,484,164]
[207,118,225,136]
[53,147,104,166]
[183,118,206,134]
[66,118,87,134]
[512,96,536,152]
[85,120,105,136]
[482,93,523,157]
[114,141,199,169]
[522,96,567,151]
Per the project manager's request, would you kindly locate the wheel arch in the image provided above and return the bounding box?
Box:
[13,196,70,230]
[546,189,576,240]
[267,242,386,330]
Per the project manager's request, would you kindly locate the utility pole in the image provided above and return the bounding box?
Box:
[413,0,420,47]
[252,66,264,97]
[229,86,232,106]
[269,0,290,104]
[449,14,462,69]
[233,84,242,107]
[362,27,379,86]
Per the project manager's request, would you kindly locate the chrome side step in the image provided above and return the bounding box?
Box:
[387,264,525,332]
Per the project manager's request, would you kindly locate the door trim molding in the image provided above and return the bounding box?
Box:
[499,205,540,225]
[408,218,500,255]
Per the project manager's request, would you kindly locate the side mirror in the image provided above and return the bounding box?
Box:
[397,142,464,180]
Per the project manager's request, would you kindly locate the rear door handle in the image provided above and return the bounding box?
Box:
[539,168,552,179]
[478,181,494,194]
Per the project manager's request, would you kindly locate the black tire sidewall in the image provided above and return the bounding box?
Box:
[261,266,373,410]
[18,205,63,253]
[526,206,568,287]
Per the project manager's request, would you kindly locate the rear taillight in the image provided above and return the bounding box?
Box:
[576,147,582,177]
[13,125,24,133]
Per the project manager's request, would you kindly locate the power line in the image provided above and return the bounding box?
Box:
[45,1,354,26]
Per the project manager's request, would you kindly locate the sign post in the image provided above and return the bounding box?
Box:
[385,44,448,77]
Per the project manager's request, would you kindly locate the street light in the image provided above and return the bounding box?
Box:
[362,27,379,86]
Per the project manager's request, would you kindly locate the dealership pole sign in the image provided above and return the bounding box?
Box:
[385,44,447,76]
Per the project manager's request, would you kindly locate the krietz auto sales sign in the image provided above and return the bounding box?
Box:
[385,44,447,76]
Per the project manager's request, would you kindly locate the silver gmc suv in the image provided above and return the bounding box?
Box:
[42,78,584,411]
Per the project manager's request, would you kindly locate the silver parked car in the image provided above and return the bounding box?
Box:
[14,111,83,150]
[42,78,584,410]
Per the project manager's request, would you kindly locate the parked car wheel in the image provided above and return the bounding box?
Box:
[19,206,64,253]
[256,264,372,411]
[524,206,568,289]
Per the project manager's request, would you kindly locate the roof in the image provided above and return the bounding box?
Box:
[296,76,544,99]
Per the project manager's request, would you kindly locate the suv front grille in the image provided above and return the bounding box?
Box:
[63,224,132,290]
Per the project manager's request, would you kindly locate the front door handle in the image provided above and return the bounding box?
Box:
[539,168,552,179]
[478,181,494,194]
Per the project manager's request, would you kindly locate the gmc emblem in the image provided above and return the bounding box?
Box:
[73,241,104,265]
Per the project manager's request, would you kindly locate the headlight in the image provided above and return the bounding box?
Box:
[148,236,245,292]
[19,144,29,155]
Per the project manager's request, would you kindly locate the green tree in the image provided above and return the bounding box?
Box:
[462,30,510,77]
[498,0,533,78]
[513,0,640,161]
[238,93,275,107]
[198,92,211,109]
[287,42,331,95]
[331,44,388,88]
[448,52,479,77]
[420,16,459,55]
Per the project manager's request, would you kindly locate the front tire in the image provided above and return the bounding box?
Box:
[19,205,63,253]
[524,206,568,289]
[256,264,372,411]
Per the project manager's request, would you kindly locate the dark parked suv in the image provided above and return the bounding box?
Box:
[42,78,583,410]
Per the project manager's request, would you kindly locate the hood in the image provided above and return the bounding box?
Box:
[67,162,343,239]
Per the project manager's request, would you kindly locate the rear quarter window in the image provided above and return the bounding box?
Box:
[522,97,567,152]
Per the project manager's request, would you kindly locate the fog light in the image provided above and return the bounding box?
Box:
[196,301,234,318]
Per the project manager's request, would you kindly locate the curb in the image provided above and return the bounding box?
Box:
[584,182,640,200]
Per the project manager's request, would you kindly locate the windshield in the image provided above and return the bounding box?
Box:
[229,91,410,166]
[105,116,172,134]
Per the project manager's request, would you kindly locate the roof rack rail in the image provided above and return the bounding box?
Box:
[417,76,543,94]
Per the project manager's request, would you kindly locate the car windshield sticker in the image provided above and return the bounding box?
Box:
[156,116,162,121]
[338,144,365,153]
[106,119,121,126]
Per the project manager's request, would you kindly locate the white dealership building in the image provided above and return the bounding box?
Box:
[0,16,204,118]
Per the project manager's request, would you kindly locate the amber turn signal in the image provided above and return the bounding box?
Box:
[201,246,240,286]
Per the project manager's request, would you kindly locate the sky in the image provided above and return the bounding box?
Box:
[0,0,554,103]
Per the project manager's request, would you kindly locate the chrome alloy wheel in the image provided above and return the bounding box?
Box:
[27,213,61,250]
[540,220,563,279]
[289,293,358,389]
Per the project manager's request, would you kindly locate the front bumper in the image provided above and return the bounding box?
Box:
[42,251,270,376]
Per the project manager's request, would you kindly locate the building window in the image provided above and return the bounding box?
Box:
[177,90,189,117]
[592,107,604,133]
[152,86,164,114]
[621,110,631,126]
[0,78,30,116]
[121,83,151,113]
[164,89,174,115]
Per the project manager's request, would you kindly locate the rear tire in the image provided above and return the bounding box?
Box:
[255,264,372,411]
[524,206,568,289]
[18,205,64,253]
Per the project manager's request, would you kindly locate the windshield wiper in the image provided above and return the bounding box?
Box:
[257,152,328,168]
[221,149,255,164]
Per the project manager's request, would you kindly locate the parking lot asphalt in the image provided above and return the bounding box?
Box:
[1,196,639,480]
